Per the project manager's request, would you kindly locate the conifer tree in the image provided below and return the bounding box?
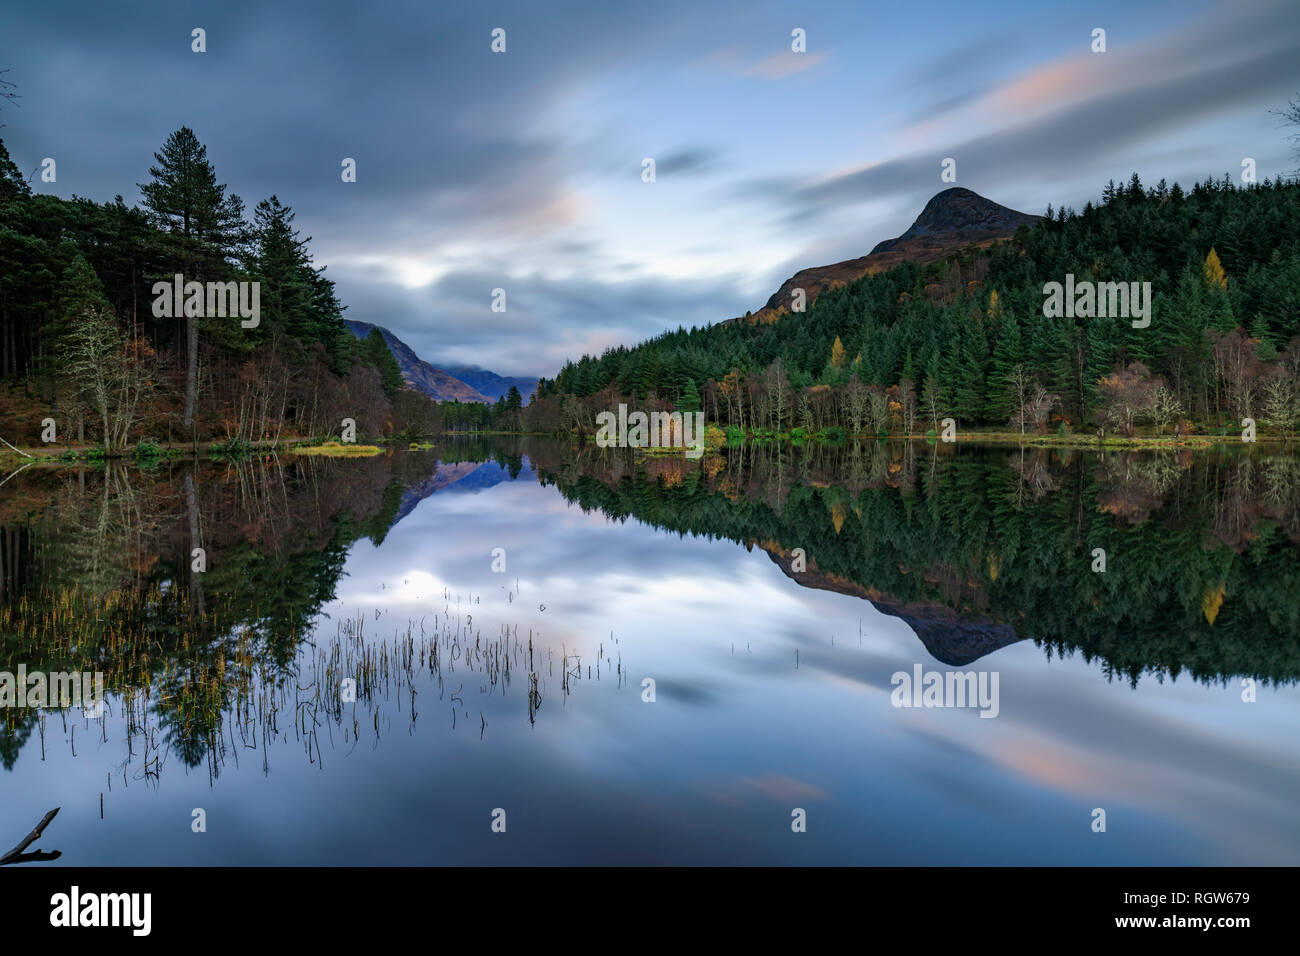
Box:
[138,126,245,429]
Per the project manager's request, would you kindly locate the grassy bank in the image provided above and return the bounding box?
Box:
[567,424,1294,451]
[290,441,384,457]
[0,436,390,469]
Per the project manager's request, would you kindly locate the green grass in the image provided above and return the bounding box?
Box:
[292,440,383,457]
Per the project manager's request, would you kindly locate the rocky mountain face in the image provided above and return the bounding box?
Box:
[344,320,490,403]
[344,321,539,405]
[741,187,1041,324]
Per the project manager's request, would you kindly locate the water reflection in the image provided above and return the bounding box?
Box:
[529,438,1300,683]
[1,440,1297,864]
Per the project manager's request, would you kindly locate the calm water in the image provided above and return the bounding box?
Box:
[2,439,1298,864]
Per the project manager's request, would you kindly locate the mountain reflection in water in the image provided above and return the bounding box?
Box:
[1,438,1297,864]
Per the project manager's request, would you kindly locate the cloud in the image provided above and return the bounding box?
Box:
[333,261,748,376]
[739,773,826,801]
[654,148,722,176]
[7,0,1297,383]
[737,8,1300,225]
[744,51,827,79]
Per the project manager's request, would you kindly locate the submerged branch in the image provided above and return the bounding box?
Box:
[0,807,62,865]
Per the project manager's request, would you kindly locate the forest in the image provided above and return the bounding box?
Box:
[7,124,1300,451]
[0,127,440,450]
[530,174,1300,441]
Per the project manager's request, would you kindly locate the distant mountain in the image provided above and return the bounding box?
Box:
[394,458,535,523]
[436,364,540,405]
[740,187,1041,324]
[344,320,539,405]
[344,321,490,403]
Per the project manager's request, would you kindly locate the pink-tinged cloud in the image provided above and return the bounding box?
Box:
[745,51,827,79]
[738,772,827,801]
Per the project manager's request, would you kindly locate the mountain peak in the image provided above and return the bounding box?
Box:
[744,188,1040,324]
[869,187,1039,255]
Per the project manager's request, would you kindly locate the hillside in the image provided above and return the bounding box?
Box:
[536,174,1300,437]
[344,321,490,403]
[437,364,540,405]
[741,187,1041,324]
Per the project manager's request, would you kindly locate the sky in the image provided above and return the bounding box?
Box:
[5,0,1300,377]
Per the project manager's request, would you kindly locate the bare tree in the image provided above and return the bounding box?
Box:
[865,387,890,435]
[1097,362,1159,436]
[797,388,814,431]
[1261,373,1299,441]
[1152,384,1185,435]
[61,306,157,448]
[844,375,868,435]
[897,378,919,436]
[0,68,18,117]
[1210,329,1264,421]
[921,372,944,431]
[1272,94,1300,171]
[762,359,790,432]
[1006,363,1033,435]
[1015,385,1058,434]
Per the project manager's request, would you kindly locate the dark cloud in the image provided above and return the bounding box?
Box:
[6,0,1297,384]
[5,0,717,244]
[654,148,723,176]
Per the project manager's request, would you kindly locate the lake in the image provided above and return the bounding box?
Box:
[2,438,1298,864]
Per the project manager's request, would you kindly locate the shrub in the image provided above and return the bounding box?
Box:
[208,438,251,458]
[134,439,163,461]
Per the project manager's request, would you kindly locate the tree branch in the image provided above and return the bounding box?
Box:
[0,807,62,865]
[0,433,33,457]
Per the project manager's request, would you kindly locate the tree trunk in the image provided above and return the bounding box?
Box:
[183,317,198,430]
[185,472,205,616]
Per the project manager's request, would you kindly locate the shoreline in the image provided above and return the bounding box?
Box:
[4,429,1294,470]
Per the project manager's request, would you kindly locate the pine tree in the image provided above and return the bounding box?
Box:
[639,351,662,396]
[0,136,31,204]
[676,378,702,413]
[947,321,987,421]
[988,316,1024,422]
[54,251,111,336]
[138,127,245,429]
[362,328,404,397]
[249,196,314,341]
